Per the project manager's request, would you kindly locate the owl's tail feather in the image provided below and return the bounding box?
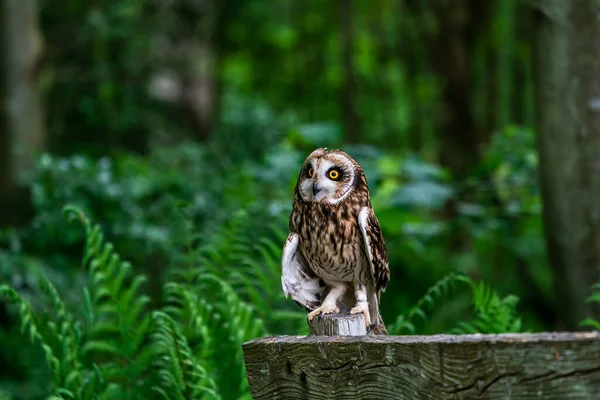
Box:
[367,289,388,335]
[369,315,388,335]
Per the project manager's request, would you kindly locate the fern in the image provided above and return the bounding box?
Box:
[0,285,61,387]
[580,282,600,330]
[164,275,265,400]
[63,205,153,394]
[2,206,242,400]
[37,278,84,396]
[151,312,220,400]
[173,209,305,335]
[0,279,107,400]
[388,272,523,335]
[450,280,522,334]
[388,272,470,335]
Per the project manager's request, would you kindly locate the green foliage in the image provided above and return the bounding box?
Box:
[174,210,306,335]
[151,312,219,400]
[65,204,152,389]
[1,203,529,399]
[389,272,469,335]
[163,277,264,400]
[1,207,266,400]
[389,272,522,335]
[451,280,522,334]
[580,283,600,331]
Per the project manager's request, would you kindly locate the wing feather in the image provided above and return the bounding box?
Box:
[282,233,324,311]
[358,207,390,292]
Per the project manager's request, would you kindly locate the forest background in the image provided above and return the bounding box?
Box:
[2,1,600,399]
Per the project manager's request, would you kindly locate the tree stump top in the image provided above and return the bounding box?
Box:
[243,331,600,399]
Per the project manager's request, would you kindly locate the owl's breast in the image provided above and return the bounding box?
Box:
[292,203,364,284]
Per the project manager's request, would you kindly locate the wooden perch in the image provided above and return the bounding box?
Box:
[243,331,600,399]
[308,313,366,336]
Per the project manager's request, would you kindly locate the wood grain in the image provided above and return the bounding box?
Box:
[308,313,366,336]
[243,332,600,399]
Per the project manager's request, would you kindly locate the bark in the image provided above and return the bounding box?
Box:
[534,0,600,329]
[0,0,45,226]
[244,332,600,399]
[338,0,361,144]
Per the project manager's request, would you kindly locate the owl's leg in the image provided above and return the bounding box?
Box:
[307,285,345,320]
[350,283,371,327]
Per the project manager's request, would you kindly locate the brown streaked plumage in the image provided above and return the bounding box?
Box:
[281,148,390,334]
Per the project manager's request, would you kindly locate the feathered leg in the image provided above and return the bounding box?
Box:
[307,284,345,320]
[350,283,371,326]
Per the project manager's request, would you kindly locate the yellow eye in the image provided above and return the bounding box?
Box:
[308,168,314,177]
[328,169,340,180]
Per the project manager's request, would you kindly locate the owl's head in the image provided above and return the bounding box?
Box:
[295,148,366,204]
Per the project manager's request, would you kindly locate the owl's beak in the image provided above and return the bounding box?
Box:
[312,182,322,197]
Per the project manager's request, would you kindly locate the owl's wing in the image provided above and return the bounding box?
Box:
[282,232,325,311]
[358,207,390,292]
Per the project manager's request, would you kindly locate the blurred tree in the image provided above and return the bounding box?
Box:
[155,0,220,141]
[338,0,361,143]
[40,0,156,154]
[535,0,600,329]
[0,0,45,226]
[430,0,492,178]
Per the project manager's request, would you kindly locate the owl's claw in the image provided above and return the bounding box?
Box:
[350,302,371,327]
[307,304,340,320]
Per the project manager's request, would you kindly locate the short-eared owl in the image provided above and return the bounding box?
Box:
[281,148,390,334]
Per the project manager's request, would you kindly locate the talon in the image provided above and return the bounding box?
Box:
[307,304,340,321]
[350,302,371,327]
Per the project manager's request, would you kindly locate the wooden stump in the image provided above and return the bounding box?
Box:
[243,331,600,399]
[308,313,366,336]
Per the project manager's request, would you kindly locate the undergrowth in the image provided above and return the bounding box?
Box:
[1,206,524,399]
[389,272,522,335]
[0,206,264,400]
[580,283,600,330]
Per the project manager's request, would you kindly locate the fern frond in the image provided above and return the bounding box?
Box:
[580,318,600,331]
[64,205,151,390]
[450,281,522,334]
[388,272,470,335]
[151,311,220,400]
[163,282,213,360]
[165,273,264,400]
[169,208,304,339]
[0,285,61,384]
[579,282,600,329]
[38,279,84,395]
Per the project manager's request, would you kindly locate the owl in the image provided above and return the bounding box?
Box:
[281,148,390,334]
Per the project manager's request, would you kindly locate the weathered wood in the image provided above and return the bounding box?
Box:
[243,332,600,399]
[308,313,366,336]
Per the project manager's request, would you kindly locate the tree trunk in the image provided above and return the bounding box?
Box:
[427,0,492,251]
[149,0,219,144]
[338,0,361,144]
[430,0,481,178]
[0,0,45,226]
[534,0,600,329]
